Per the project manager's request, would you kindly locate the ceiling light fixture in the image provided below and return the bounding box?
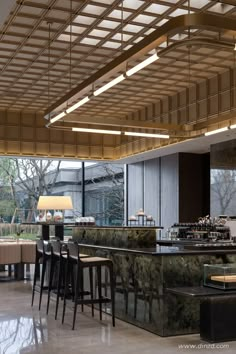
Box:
[229,123,236,129]
[126,53,159,77]
[47,53,160,127]
[66,96,90,114]
[124,131,169,138]
[50,111,66,124]
[204,127,228,136]
[72,127,122,135]
[93,74,125,96]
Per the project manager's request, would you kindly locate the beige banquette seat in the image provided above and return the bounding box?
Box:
[0,241,36,265]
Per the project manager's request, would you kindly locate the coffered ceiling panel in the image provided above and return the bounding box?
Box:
[0,0,236,160]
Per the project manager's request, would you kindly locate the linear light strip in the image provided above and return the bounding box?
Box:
[50,111,66,124]
[72,127,121,135]
[230,123,236,129]
[204,127,228,136]
[126,53,159,77]
[93,74,125,96]
[66,96,90,114]
[124,132,169,139]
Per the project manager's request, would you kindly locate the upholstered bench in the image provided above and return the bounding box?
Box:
[0,241,36,280]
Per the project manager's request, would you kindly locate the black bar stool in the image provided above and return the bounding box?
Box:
[62,242,115,330]
[46,239,66,319]
[31,239,52,310]
[47,240,91,319]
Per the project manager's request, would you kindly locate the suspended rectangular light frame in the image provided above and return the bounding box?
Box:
[47,53,160,127]
[125,131,169,138]
[72,127,121,135]
[204,127,228,136]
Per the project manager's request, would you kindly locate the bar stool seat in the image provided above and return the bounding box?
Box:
[62,242,115,330]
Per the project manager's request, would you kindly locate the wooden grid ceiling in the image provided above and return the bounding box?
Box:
[0,0,236,160]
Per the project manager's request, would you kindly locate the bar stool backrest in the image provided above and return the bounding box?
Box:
[36,239,51,255]
[36,239,44,254]
[67,241,80,261]
[51,239,61,256]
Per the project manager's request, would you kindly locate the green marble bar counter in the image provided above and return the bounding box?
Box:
[72,226,162,248]
[73,239,236,337]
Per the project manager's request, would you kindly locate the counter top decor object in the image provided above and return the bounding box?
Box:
[204,263,236,290]
[137,208,145,216]
[128,209,155,226]
[75,216,95,226]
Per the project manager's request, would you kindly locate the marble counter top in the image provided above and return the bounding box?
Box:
[77,243,236,256]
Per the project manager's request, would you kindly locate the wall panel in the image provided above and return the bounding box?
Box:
[160,154,179,230]
[127,162,144,217]
[144,158,160,224]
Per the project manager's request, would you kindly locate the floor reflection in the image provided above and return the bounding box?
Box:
[0,316,47,354]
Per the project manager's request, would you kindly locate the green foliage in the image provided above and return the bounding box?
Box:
[0,158,17,185]
[0,199,15,218]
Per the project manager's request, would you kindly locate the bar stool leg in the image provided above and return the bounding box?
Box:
[55,259,63,320]
[39,259,47,311]
[80,269,84,313]
[62,259,69,324]
[97,265,102,321]
[31,254,40,307]
[72,264,80,330]
[46,257,55,314]
[109,263,115,327]
[89,267,94,317]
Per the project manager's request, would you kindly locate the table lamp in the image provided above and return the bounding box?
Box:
[36,196,73,223]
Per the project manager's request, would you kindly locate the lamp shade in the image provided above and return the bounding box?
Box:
[37,196,73,210]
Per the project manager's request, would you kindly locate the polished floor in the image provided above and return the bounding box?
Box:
[0,275,235,354]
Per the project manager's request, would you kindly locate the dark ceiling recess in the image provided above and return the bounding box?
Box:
[213,0,236,5]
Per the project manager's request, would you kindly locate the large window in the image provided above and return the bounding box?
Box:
[84,163,124,226]
[0,157,124,227]
[211,169,236,217]
[211,140,236,217]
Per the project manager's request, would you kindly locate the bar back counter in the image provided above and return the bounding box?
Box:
[72,226,236,337]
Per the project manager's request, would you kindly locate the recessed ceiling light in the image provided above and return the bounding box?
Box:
[123,24,144,33]
[108,9,132,20]
[111,33,132,41]
[145,3,169,14]
[121,0,144,10]
[89,29,110,37]
[169,9,194,17]
[81,38,100,46]
[145,28,155,35]
[156,19,168,27]
[74,15,95,26]
[65,25,85,34]
[133,36,144,43]
[57,34,77,42]
[133,14,156,24]
[82,4,105,16]
[98,20,120,29]
[102,41,121,49]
